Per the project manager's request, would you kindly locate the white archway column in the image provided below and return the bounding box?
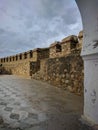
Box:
[76,0,98,124]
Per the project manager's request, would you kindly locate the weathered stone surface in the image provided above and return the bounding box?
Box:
[0,48,49,77]
[33,53,84,95]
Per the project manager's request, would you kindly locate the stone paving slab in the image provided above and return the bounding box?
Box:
[0,75,84,130]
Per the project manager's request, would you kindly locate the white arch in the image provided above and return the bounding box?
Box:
[76,0,98,124]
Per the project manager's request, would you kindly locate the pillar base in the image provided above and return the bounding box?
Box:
[81,115,95,126]
[80,115,98,130]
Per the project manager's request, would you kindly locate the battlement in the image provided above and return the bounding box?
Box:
[49,33,83,58]
[0,48,49,64]
[0,31,83,64]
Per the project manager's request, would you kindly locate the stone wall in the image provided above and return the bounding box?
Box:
[32,50,84,95]
[49,42,62,58]
[31,31,84,95]
[49,35,79,58]
[0,61,30,77]
[0,48,49,77]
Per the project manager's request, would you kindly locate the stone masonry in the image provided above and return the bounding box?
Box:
[0,48,49,78]
[32,31,84,95]
[0,31,83,95]
[33,53,83,95]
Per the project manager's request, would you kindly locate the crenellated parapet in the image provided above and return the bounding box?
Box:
[0,47,49,64]
[61,35,78,54]
[49,41,61,58]
[0,31,83,63]
[49,33,82,58]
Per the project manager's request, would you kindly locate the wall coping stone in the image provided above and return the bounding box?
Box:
[61,35,78,43]
[50,42,60,48]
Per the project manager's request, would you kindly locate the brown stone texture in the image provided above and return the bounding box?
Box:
[49,41,62,58]
[49,35,79,58]
[61,35,78,56]
[0,61,30,77]
[0,48,49,77]
[32,52,84,95]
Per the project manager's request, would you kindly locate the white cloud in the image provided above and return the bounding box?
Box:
[0,0,82,58]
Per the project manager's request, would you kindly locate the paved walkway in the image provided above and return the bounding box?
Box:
[0,75,84,130]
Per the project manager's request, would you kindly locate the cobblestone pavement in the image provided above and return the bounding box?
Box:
[0,75,85,130]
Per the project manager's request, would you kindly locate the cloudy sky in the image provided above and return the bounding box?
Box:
[0,0,82,58]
